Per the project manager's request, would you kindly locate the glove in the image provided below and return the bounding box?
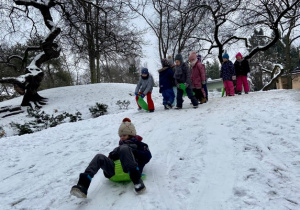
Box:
[201,81,206,85]
[140,93,145,98]
[184,83,189,88]
[135,92,138,96]
[232,76,236,80]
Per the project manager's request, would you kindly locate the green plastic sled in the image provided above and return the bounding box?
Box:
[221,86,225,97]
[137,96,149,111]
[178,83,187,96]
[109,160,146,182]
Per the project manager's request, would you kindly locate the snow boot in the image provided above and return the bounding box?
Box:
[130,168,146,194]
[164,105,169,110]
[166,102,173,109]
[70,173,92,198]
[200,97,207,104]
[174,107,182,110]
[134,179,146,194]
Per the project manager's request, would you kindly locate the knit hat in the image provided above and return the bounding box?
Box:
[188,51,197,61]
[118,118,136,137]
[222,53,229,59]
[236,52,243,59]
[141,68,149,75]
[167,55,174,66]
[161,58,170,67]
[197,54,201,62]
[175,54,183,63]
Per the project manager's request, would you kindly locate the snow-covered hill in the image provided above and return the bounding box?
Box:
[0,83,299,210]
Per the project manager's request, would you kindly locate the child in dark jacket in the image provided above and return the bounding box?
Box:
[158,59,175,109]
[174,54,198,109]
[220,53,236,96]
[234,52,250,94]
[70,118,152,197]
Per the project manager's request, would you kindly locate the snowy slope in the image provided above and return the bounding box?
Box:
[0,83,299,210]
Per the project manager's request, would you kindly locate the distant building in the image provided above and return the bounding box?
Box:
[276,67,300,89]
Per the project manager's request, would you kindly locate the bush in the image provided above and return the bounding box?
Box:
[89,103,108,118]
[10,108,82,135]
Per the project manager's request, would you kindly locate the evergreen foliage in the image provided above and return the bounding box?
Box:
[10,108,82,135]
[89,103,108,118]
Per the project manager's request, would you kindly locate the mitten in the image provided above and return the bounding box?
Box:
[135,92,138,96]
[140,93,145,98]
[232,76,236,80]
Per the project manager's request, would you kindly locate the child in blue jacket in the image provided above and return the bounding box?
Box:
[158,59,175,109]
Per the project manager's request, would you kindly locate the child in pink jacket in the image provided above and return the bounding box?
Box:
[189,51,207,103]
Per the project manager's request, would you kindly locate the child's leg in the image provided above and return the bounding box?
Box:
[242,76,250,92]
[176,88,184,107]
[223,81,229,96]
[84,154,115,178]
[161,90,168,105]
[172,86,177,106]
[193,88,202,101]
[167,88,175,105]
[228,81,235,96]
[203,84,208,100]
[118,144,142,184]
[236,76,242,92]
[146,92,155,110]
[186,88,198,106]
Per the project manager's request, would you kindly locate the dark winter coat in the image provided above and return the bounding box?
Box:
[135,74,154,94]
[174,62,193,88]
[158,67,175,91]
[108,136,152,172]
[220,60,236,81]
[234,59,250,76]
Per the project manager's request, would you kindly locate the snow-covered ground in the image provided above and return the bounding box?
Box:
[0,83,299,210]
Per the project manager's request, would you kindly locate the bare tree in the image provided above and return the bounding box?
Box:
[0,0,61,108]
[60,0,144,83]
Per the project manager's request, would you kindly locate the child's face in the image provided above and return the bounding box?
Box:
[222,58,228,62]
[175,60,181,66]
[141,74,148,77]
[236,56,242,60]
[120,135,129,141]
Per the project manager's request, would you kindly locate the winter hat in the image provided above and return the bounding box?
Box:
[197,54,201,62]
[175,54,183,63]
[236,52,243,59]
[167,55,174,66]
[118,118,136,137]
[189,51,197,61]
[141,68,149,75]
[222,53,229,59]
[161,58,170,67]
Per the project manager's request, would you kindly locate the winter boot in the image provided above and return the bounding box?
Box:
[237,92,242,95]
[164,105,169,110]
[70,173,92,198]
[130,168,146,194]
[200,97,207,104]
[149,109,155,112]
[166,102,173,109]
[174,106,182,110]
[134,178,146,194]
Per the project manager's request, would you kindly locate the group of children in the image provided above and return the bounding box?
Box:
[135,51,209,111]
[220,52,250,96]
[134,51,250,111]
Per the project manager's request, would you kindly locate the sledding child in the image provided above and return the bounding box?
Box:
[158,59,175,109]
[189,51,207,104]
[234,52,250,94]
[135,68,155,112]
[173,53,199,109]
[70,118,152,197]
[220,53,236,96]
